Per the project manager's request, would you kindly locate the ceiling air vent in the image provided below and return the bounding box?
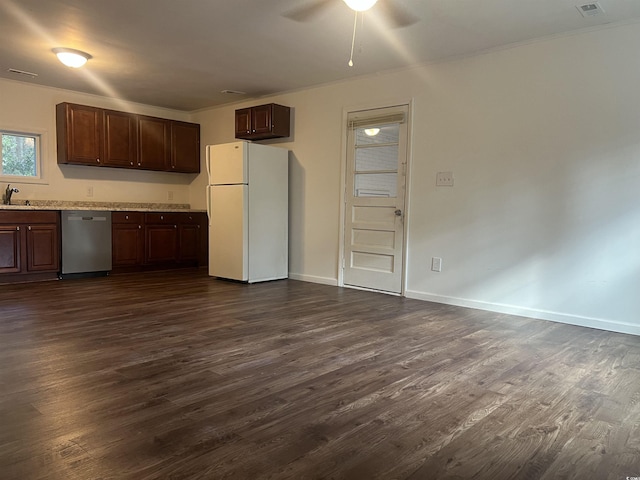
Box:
[576,2,605,17]
[7,68,38,78]
[221,89,247,95]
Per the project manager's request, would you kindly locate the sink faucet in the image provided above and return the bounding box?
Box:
[3,184,19,205]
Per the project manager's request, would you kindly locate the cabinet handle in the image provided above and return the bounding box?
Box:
[174,225,177,229]
[138,225,141,229]
[97,158,100,163]
[28,225,31,231]
[160,215,164,220]
[125,215,129,220]
[130,162,134,166]
[16,226,20,231]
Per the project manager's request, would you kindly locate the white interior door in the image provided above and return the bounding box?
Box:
[343,105,409,294]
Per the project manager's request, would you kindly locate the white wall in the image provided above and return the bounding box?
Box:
[0,79,196,205]
[192,22,640,335]
[3,23,636,335]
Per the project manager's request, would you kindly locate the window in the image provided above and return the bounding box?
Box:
[0,130,41,180]
[348,111,406,198]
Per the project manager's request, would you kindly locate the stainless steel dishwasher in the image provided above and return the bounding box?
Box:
[61,211,112,278]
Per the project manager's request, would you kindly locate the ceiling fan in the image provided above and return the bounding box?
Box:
[284,0,419,29]
[285,0,418,66]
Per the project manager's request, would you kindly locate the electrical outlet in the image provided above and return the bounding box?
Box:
[86,186,94,198]
[168,190,174,201]
[436,172,454,186]
[431,257,442,272]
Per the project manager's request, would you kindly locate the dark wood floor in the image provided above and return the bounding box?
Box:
[1,270,639,479]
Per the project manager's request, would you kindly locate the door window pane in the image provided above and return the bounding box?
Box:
[355,145,398,172]
[355,124,399,146]
[355,173,397,197]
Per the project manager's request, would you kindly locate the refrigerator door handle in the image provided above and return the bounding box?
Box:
[206,151,211,181]
[206,184,212,226]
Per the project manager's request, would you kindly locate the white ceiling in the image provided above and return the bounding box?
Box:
[1,0,639,112]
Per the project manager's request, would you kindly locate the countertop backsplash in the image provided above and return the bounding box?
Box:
[0,200,204,212]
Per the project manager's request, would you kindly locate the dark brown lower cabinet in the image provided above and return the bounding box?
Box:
[178,214,204,263]
[0,211,60,283]
[112,212,144,267]
[112,211,206,273]
[27,224,59,271]
[0,225,21,273]
[145,213,179,264]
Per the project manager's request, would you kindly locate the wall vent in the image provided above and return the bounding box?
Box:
[577,2,605,17]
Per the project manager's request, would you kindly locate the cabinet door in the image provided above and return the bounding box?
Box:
[26,224,59,272]
[251,104,272,136]
[235,108,251,138]
[178,223,200,262]
[138,116,170,171]
[145,225,178,264]
[0,226,21,273]
[104,109,137,168]
[112,224,144,266]
[56,103,103,166]
[170,121,200,173]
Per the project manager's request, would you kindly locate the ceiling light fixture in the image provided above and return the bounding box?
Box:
[52,48,92,68]
[344,0,378,67]
[343,0,378,12]
[364,128,380,136]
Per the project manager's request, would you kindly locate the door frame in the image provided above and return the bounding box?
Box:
[338,98,414,295]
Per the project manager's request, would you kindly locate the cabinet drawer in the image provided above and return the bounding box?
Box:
[0,211,58,224]
[179,212,204,225]
[145,212,180,225]
[112,211,144,224]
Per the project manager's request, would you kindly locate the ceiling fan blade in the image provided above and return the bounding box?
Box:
[377,0,419,28]
[283,0,335,22]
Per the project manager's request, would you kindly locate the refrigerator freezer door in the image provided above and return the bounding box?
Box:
[206,142,248,185]
[209,185,249,281]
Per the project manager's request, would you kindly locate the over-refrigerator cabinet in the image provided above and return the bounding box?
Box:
[206,141,288,283]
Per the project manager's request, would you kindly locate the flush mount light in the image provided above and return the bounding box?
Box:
[52,48,92,68]
[343,0,378,12]
[364,128,380,136]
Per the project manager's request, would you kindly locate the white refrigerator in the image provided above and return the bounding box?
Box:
[206,141,289,283]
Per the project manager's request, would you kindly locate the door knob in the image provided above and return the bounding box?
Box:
[395,209,402,216]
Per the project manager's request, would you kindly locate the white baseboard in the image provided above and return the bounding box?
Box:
[405,290,640,337]
[288,273,338,286]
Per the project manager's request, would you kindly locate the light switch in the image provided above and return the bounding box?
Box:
[436,172,454,186]
[431,257,442,272]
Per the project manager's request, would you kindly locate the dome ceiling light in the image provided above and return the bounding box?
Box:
[343,0,378,12]
[52,48,92,68]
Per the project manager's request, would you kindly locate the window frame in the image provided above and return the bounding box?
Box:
[0,126,48,184]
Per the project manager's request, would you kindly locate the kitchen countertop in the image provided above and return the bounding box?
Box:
[0,200,206,213]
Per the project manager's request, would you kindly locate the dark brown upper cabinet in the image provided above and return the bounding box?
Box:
[56,103,103,166]
[137,115,170,171]
[170,121,201,173]
[56,102,200,174]
[103,109,138,168]
[235,103,290,141]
